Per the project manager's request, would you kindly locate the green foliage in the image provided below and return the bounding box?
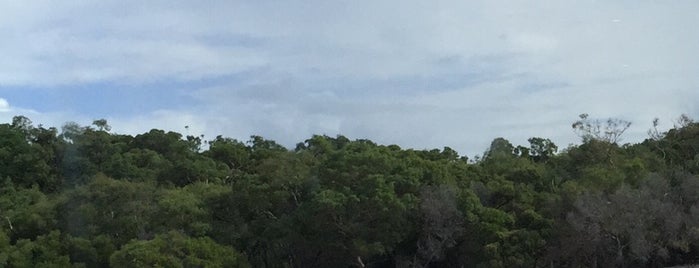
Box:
[155,186,211,236]
[0,122,56,190]
[0,114,698,267]
[109,231,249,268]
[56,174,159,246]
[0,179,57,242]
[0,231,72,267]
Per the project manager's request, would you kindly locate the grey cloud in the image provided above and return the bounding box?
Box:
[2,1,698,156]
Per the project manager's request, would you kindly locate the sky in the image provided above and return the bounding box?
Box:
[1,1,698,157]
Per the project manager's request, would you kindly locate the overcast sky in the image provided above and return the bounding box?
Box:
[1,1,697,157]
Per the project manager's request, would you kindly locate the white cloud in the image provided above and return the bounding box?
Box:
[0,1,268,86]
[1,1,698,156]
[0,98,90,133]
[510,33,559,52]
[0,98,10,112]
[108,109,210,138]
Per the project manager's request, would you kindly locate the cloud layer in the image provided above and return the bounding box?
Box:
[1,1,698,156]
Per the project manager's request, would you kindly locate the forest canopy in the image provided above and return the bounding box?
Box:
[1,114,699,267]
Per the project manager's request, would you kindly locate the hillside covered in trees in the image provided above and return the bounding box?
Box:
[1,114,699,267]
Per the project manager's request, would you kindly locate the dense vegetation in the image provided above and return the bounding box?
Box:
[1,114,698,267]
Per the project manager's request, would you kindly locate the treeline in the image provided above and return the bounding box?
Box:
[0,114,698,267]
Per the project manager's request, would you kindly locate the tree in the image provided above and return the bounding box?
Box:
[2,113,699,267]
[409,185,464,268]
[56,174,158,247]
[154,186,212,237]
[527,137,558,163]
[205,135,250,174]
[92,119,111,132]
[0,179,57,242]
[483,137,515,161]
[110,231,249,268]
[0,231,72,268]
[549,174,692,267]
[0,122,55,190]
[572,113,631,144]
